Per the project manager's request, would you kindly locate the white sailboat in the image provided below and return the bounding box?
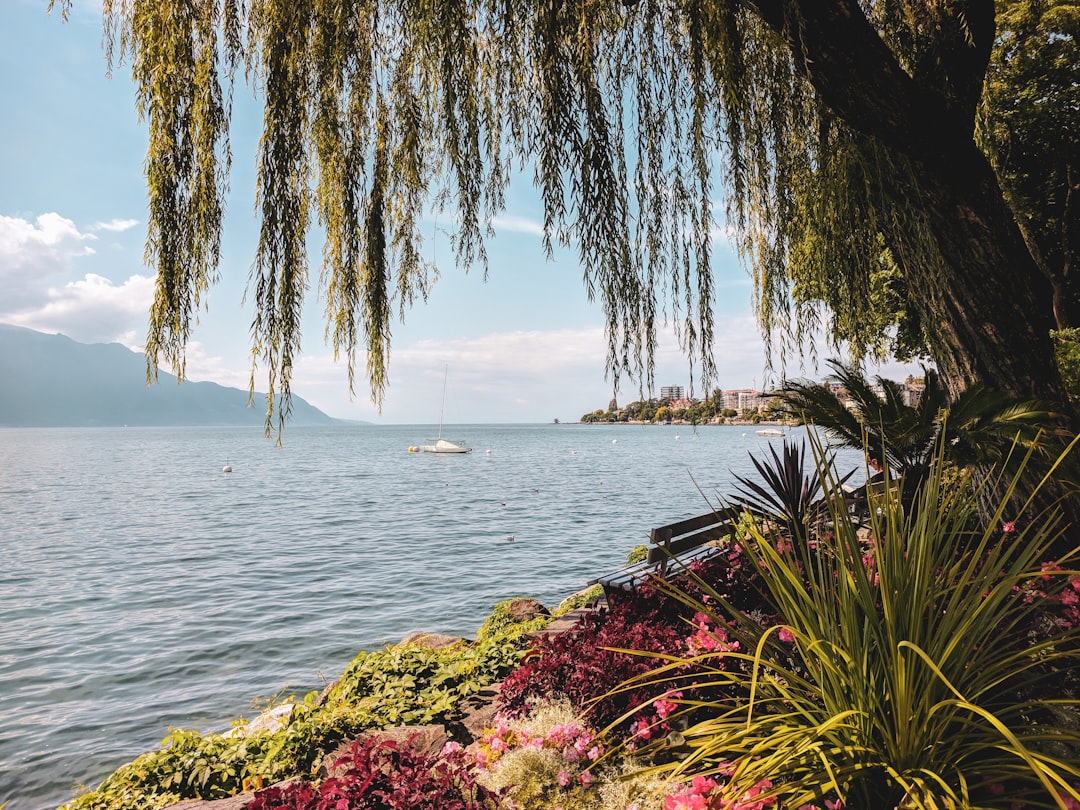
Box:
[419,366,471,454]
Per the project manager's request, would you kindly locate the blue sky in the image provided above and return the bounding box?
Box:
[0,0,919,424]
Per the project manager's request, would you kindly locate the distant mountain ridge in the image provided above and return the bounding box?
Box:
[0,324,342,428]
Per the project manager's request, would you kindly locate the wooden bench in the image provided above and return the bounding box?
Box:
[590,508,738,594]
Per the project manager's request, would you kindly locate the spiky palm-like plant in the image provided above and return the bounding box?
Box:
[772,359,1061,485]
[617,434,1080,809]
[726,438,852,545]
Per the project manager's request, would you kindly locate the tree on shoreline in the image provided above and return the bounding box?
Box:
[48,0,1079,444]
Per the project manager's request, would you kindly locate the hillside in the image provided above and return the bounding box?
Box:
[0,324,342,428]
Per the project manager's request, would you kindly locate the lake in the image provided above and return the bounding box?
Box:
[0,423,866,809]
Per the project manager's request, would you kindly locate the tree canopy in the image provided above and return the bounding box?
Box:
[49,0,1080,434]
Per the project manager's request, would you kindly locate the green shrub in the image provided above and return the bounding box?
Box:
[62,618,536,810]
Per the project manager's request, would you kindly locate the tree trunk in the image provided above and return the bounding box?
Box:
[898,140,1063,403]
[745,0,1080,544]
[746,0,1076,416]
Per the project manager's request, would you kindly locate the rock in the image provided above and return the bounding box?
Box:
[448,683,502,742]
[502,597,549,623]
[533,605,598,639]
[319,724,449,779]
[314,678,339,707]
[223,702,295,738]
[396,631,468,649]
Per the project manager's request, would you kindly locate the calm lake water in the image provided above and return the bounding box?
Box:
[0,423,865,810]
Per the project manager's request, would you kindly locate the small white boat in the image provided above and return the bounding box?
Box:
[421,437,472,454]
[755,428,785,437]
[418,366,472,454]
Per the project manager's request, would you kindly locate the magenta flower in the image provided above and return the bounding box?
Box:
[1003,520,1017,533]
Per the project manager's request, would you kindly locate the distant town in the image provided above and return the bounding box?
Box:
[579,377,926,425]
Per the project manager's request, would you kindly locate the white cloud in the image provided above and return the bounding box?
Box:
[136,310,925,425]
[4,272,155,347]
[0,212,156,347]
[162,340,254,389]
[491,214,546,238]
[92,218,139,232]
[266,318,780,423]
[0,212,96,286]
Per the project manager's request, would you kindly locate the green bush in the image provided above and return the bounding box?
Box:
[62,613,538,810]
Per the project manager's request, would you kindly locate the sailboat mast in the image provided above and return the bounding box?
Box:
[438,365,448,439]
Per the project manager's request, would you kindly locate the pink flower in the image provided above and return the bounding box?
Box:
[557,769,571,788]
[664,793,709,810]
[580,770,595,788]
[1003,520,1017,533]
[777,627,795,643]
[631,718,653,740]
[587,745,602,761]
[655,698,679,719]
[691,775,719,793]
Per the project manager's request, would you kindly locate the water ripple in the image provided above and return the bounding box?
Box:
[0,423,864,810]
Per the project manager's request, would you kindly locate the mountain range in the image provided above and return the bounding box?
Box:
[0,324,343,428]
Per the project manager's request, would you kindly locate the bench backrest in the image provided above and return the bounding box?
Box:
[648,509,734,565]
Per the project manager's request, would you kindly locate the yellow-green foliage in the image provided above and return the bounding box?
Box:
[60,725,288,810]
[62,608,539,810]
[475,598,553,641]
[554,584,604,616]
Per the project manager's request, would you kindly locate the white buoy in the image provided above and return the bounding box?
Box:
[223,460,232,473]
[612,439,618,444]
[486,448,492,455]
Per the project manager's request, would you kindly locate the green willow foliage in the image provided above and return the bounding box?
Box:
[45,1,1057,432]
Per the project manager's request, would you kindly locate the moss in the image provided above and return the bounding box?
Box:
[554,584,604,616]
[475,598,552,641]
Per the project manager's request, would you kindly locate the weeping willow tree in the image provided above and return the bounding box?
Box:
[46,0,1078,441]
